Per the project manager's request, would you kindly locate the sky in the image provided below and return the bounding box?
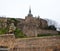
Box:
[0,0,60,27]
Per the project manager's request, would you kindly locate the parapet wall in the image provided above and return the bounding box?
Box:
[14,36,60,51]
[0,34,15,49]
[38,29,58,35]
[23,28,58,37]
[0,34,60,51]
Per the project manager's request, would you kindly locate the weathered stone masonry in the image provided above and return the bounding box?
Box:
[0,8,59,37]
[0,34,60,51]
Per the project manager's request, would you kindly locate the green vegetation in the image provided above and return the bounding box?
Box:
[10,18,17,22]
[9,18,19,26]
[14,28,27,38]
[45,25,56,30]
[0,28,8,35]
[37,34,60,37]
[0,27,27,38]
[0,27,60,38]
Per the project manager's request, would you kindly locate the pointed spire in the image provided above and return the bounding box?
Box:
[29,6,31,14]
[28,6,33,17]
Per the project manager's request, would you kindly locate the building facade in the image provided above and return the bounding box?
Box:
[17,8,58,37]
[0,8,58,37]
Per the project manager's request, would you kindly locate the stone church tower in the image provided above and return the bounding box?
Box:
[17,7,58,37]
[20,7,48,37]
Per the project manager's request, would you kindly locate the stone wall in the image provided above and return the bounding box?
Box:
[0,17,58,37]
[38,29,58,35]
[0,34,15,51]
[0,34,60,51]
[14,36,60,51]
[23,28,58,37]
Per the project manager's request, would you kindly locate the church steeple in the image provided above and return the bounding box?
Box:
[28,6,33,17]
[29,7,31,14]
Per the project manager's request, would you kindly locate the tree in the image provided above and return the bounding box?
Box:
[48,25,56,30]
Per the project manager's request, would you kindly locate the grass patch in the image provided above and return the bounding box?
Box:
[14,28,27,38]
[37,34,60,37]
[0,28,8,35]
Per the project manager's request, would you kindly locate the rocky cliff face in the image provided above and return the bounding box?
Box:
[0,16,58,37]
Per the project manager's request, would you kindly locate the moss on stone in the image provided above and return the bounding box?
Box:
[14,28,27,38]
